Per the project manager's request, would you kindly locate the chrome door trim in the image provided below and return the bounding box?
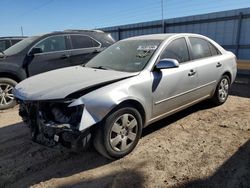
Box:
[154,80,216,105]
[68,34,101,48]
[28,34,101,56]
[28,34,69,55]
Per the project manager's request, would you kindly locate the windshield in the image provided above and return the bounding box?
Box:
[4,36,39,56]
[85,39,162,72]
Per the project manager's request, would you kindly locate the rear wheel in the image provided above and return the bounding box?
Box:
[94,107,143,159]
[211,75,230,105]
[0,78,17,110]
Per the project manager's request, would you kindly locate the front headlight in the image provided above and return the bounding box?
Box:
[68,97,85,107]
[40,101,83,127]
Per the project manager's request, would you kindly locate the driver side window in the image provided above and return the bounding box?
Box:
[161,38,190,63]
[34,35,66,53]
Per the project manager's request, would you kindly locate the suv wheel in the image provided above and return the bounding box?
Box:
[0,78,17,110]
[94,107,143,159]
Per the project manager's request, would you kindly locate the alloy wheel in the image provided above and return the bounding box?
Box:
[218,78,229,102]
[109,113,138,152]
[0,83,15,106]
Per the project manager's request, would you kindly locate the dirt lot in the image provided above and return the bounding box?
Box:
[0,76,249,188]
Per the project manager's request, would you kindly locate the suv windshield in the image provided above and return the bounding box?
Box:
[85,39,162,72]
[4,36,39,56]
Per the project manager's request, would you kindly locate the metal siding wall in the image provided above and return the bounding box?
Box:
[240,18,250,45]
[238,49,250,59]
[111,32,119,41]
[101,8,250,59]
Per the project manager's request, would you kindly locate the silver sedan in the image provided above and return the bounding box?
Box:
[14,33,237,159]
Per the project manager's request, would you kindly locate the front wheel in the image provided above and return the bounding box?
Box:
[94,107,143,159]
[0,78,17,110]
[211,75,230,105]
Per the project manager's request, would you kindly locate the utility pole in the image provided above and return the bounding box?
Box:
[21,26,24,36]
[161,0,165,33]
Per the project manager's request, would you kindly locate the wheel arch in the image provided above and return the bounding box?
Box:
[222,71,232,84]
[0,72,22,82]
[113,99,146,127]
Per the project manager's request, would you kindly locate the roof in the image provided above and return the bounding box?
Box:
[0,36,27,39]
[123,34,176,41]
[64,29,104,33]
[122,33,205,41]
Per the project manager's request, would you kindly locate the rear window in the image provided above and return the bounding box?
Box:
[0,40,7,51]
[71,35,100,49]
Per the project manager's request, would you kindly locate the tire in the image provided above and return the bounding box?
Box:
[93,107,143,159]
[211,75,230,105]
[0,78,17,110]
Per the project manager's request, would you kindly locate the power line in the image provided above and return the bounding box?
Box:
[95,0,250,28]
[89,2,164,27]
[19,0,55,17]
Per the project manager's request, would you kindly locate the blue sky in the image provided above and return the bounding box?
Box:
[1,0,250,36]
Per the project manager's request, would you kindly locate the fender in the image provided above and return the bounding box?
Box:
[69,72,152,131]
[0,62,27,81]
[22,54,35,77]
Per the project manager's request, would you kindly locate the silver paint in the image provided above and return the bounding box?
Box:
[14,33,237,132]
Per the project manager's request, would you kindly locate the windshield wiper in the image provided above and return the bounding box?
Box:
[90,66,109,70]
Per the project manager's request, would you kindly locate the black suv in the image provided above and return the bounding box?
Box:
[0,36,27,52]
[0,30,115,110]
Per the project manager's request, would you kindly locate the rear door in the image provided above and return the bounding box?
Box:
[69,34,102,66]
[187,37,223,97]
[152,37,199,118]
[28,35,71,76]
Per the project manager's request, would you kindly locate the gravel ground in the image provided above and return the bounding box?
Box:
[0,76,249,188]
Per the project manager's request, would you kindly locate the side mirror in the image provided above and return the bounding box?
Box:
[29,47,42,55]
[155,58,179,70]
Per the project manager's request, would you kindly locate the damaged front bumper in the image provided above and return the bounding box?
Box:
[19,100,92,151]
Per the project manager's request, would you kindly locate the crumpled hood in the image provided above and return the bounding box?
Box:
[14,66,138,101]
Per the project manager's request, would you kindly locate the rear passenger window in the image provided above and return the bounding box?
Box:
[161,38,189,63]
[71,35,100,49]
[189,37,212,59]
[208,42,221,56]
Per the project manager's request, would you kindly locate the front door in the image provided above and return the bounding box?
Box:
[28,35,71,76]
[152,37,199,119]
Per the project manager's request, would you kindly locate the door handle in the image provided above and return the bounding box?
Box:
[60,54,70,59]
[188,69,196,76]
[216,62,222,68]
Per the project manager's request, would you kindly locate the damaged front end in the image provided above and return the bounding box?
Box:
[19,100,91,151]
